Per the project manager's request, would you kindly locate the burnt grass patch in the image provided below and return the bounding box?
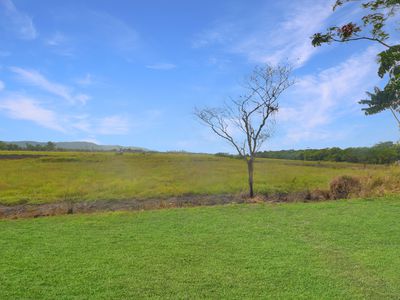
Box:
[0,189,339,219]
[0,154,47,160]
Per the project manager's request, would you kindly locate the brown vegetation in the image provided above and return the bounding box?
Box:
[329,175,362,199]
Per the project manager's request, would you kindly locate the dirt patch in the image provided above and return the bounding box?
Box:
[0,190,337,219]
[0,154,47,160]
[260,190,332,203]
[0,194,246,219]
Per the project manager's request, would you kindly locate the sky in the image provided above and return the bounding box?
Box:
[0,0,398,153]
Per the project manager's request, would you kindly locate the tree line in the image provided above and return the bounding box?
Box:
[0,141,57,151]
[256,142,400,164]
[0,142,145,152]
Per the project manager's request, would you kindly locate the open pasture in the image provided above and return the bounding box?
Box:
[0,151,391,205]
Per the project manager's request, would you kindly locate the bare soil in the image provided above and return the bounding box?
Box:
[0,154,47,160]
[0,190,333,219]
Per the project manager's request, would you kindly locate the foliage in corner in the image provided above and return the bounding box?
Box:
[311,0,400,127]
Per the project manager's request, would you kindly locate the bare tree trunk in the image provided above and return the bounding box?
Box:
[195,65,293,199]
[247,158,254,198]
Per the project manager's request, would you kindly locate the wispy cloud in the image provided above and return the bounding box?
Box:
[45,32,66,46]
[97,115,130,135]
[0,0,37,40]
[90,12,140,55]
[193,0,334,67]
[80,136,99,144]
[0,80,4,91]
[9,67,90,105]
[192,22,235,49]
[0,94,65,132]
[75,73,93,86]
[70,114,130,135]
[207,56,232,70]
[70,115,91,132]
[278,46,380,144]
[146,63,177,70]
[45,32,74,56]
[238,2,332,66]
[1,67,134,136]
[74,94,90,104]
[0,93,132,136]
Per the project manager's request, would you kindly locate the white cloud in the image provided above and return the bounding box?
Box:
[193,0,334,67]
[241,2,331,66]
[207,56,232,70]
[146,63,176,70]
[45,32,74,56]
[277,46,380,144]
[9,67,90,104]
[91,110,161,136]
[80,136,99,144]
[0,94,64,132]
[71,115,92,132]
[70,114,131,136]
[0,94,131,136]
[0,0,37,40]
[192,22,235,48]
[76,73,93,86]
[0,80,4,91]
[45,32,66,47]
[74,94,91,105]
[91,12,140,54]
[97,115,130,135]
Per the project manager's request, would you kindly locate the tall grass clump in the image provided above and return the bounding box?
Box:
[330,175,361,199]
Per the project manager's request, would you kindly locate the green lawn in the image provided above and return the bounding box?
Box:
[1,197,399,299]
[0,151,391,205]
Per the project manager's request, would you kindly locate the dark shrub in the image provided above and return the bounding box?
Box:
[330,175,361,199]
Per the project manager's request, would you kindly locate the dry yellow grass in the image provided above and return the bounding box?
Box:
[0,150,394,205]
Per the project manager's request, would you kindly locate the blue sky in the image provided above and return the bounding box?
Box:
[0,0,398,153]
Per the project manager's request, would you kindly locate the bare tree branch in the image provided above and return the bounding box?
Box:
[194,64,294,197]
[331,36,391,48]
[194,107,246,157]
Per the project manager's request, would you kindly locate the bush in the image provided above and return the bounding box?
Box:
[330,175,361,199]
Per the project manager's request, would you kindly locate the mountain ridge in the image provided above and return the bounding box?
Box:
[5,141,149,151]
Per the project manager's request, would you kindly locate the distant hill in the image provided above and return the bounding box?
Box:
[7,141,149,152]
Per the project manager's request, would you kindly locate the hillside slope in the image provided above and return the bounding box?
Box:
[7,141,148,151]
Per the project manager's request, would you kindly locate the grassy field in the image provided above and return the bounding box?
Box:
[0,197,399,298]
[0,150,393,205]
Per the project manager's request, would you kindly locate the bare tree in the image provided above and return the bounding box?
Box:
[195,65,293,198]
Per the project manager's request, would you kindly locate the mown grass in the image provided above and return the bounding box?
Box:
[0,197,399,298]
[0,150,392,205]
